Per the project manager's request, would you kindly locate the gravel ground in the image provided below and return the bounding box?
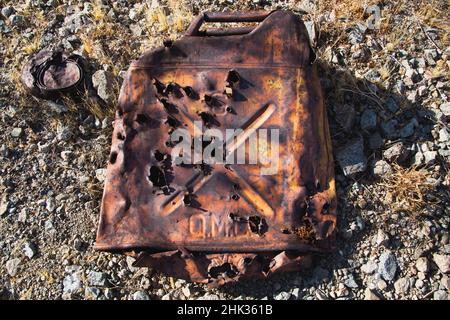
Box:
[0,0,449,300]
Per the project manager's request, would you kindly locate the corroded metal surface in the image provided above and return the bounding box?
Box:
[95,10,337,286]
[20,49,86,99]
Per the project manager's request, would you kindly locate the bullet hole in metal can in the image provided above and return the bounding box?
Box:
[149,166,166,187]
[109,151,118,164]
[209,263,238,279]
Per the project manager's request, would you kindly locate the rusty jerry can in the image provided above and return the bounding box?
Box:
[95,10,337,286]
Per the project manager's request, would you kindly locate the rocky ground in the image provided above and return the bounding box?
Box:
[0,0,449,300]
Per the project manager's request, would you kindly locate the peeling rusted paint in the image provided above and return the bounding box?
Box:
[95,10,337,286]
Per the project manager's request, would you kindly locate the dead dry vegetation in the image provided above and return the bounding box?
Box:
[381,163,441,214]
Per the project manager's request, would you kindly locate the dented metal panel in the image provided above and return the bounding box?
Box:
[95,10,337,286]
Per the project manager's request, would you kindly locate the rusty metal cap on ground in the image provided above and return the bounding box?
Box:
[20,49,86,100]
[95,10,337,286]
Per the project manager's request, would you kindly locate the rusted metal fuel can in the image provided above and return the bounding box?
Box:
[95,10,337,286]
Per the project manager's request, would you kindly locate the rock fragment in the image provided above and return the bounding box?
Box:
[5,258,21,276]
[92,70,116,105]
[378,251,397,281]
[336,136,367,176]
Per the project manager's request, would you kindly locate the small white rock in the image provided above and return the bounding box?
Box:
[433,254,449,274]
[415,257,430,273]
[376,229,390,246]
[6,258,21,276]
[95,168,107,182]
[22,242,37,259]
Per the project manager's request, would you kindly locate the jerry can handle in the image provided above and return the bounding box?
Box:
[185,11,272,36]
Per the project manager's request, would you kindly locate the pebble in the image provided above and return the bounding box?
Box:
[439,102,450,117]
[304,21,316,44]
[361,260,378,274]
[313,266,330,281]
[440,276,449,290]
[356,216,365,230]
[360,108,377,130]
[383,142,409,163]
[0,0,447,302]
[433,290,448,300]
[415,279,424,289]
[336,136,367,176]
[0,196,9,216]
[73,238,84,251]
[92,70,116,104]
[37,141,50,153]
[5,258,21,276]
[415,257,430,273]
[376,229,390,246]
[22,242,37,259]
[377,279,387,290]
[433,254,449,274]
[368,132,384,150]
[407,90,418,103]
[85,287,101,300]
[95,168,107,182]
[17,209,27,222]
[348,27,364,45]
[404,68,421,84]
[104,288,115,299]
[161,293,171,300]
[399,118,418,138]
[380,119,398,139]
[56,124,73,141]
[9,14,24,27]
[364,288,380,300]
[438,128,449,143]
[394,277,409,294]
[87,270,108,287]
[385,97,399,113]
[372,160,392,177]
[60,150,73,161]
[133,291,150,300]
[126,256,138,272]
[291,288,300,299]
[200,293,220,300]
[45,197,55,213]
[334,104,355,131]
[344,274,359,288]
[44,220,55,234]
[417,85,428,96]
[101,117,110,129]
[274,291,291,300]
[315,289,329,300]
[378,251,397,281]
[1,6,14,18]
[423,150,437,165]
[63,272,82,294]
[181,286,191,298]
[11,127,23,138]
[128,8,139,21]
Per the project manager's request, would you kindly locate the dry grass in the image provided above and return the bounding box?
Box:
[380,163,439,215]
[415,0,450,35]
[1,0,447,124]
[143,0,193,38]
[78,1,123,75]
[61,86,117,120]
[1,4,48,107]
